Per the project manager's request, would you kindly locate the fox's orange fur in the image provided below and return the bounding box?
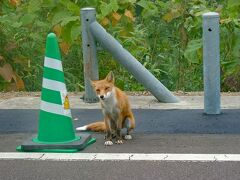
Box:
[76,71,135,145]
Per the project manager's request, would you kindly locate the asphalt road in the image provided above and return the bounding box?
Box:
[1,109,240,134]
[1,109,240,153]
[1,109,240,180]
[1,160,240,180]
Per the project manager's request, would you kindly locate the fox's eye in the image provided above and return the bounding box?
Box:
[105,87,110,90]
[96,89,100,92]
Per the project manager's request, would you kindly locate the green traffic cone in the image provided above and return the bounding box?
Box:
[35,32,76,143]
[17,33,95,152]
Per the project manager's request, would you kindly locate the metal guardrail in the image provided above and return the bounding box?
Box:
[80,7,179,103]
[80,8,222,113]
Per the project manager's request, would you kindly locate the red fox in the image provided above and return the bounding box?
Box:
[76,71,135,146]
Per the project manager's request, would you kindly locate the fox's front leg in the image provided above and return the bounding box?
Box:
[115,115,123,144]
[104,117,113,146]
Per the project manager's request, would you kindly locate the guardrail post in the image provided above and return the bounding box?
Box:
[203,12,221,114]
[80,8,99,103]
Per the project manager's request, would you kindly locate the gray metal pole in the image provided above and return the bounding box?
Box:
[203,12,221,114]
[89,21,179,103]
[80,8,99,103]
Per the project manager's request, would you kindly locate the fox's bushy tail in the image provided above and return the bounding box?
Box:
[76,121,105,132]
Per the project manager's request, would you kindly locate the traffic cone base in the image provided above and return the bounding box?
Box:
[17,33,95,152]
[16,135,96,153]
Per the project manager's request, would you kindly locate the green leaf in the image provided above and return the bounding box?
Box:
[228,0,240,8]
[194,9,210,17]
[20,14,36,25]
[12,22,22,28]
[52,11,72,25]
[137,0,148,8]
[67,2,79,15]
[60,16,79,26]
[137,0,158,18]
[61,22,73,43]
[100,2,112,17]
[71,24,80,41]
[28,0,42,13]
[42,0,56,8]
[111,0,119,12]
[59,0,79,14]
[184,39,202,64]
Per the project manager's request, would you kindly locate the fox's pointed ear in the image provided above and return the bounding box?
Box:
[105,71,114,83]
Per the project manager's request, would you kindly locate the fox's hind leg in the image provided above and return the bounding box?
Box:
[123,112,135,140]
[123,119,133,140]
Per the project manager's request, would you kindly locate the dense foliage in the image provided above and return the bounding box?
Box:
[0,0,239,92]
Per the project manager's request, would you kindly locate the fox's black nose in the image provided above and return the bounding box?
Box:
[100,95,104,99]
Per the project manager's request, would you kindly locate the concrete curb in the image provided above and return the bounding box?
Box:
[0,95,239,109]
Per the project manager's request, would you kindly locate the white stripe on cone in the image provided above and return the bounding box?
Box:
[41,100,71,117]
[44,57,63,71]
[42,78,66,91]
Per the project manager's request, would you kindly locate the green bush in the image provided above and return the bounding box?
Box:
[0,0,239,92]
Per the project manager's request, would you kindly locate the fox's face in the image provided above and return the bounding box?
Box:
[91,71,115,101]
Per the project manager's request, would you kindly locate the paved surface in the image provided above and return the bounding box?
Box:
[0,95,239,109]
[3,133,240,154]
[2,159,240,180]
[1,109,240,154]
[1,160,240,180]
[0,94,240,179]
[1,109,240,134]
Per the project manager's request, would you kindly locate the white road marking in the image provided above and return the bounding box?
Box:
[0,153,43,160]
[1,153,240,162]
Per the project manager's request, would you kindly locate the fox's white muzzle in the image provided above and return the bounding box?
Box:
[98,91,112,101]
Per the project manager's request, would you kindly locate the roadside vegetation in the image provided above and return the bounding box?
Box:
[0,0,239,92]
